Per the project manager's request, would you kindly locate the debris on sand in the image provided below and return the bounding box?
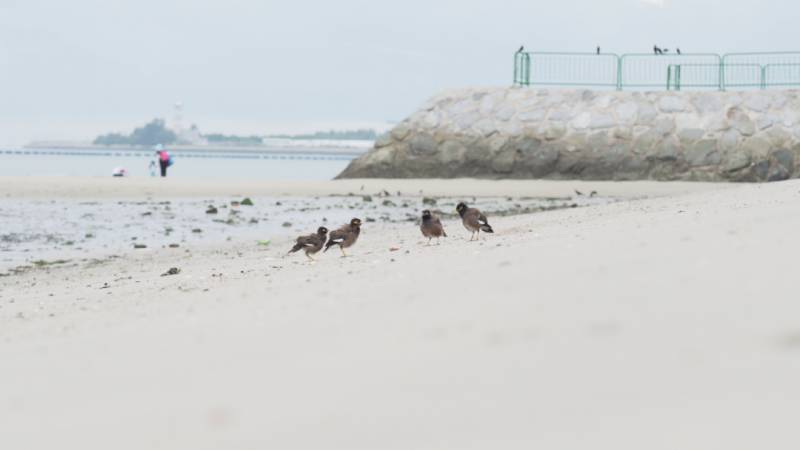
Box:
[422,197,437,205]
[257,240,271,246]
[168,243,180,248]
[362,195,373,202]
[192,228,202,233]
[241,198,254,206]
[133,243,147,249]
[282,222,292,227]
[206,206,218,214]
[161,267,181,276]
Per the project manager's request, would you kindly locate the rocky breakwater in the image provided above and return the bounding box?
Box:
[338,87,800,181]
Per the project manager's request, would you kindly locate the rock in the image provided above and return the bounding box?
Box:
[362,195,373,202]
[161,267,181,276]
[422,197,437,205]
[337,88,800,182]
[615,102,638,124]
[722,152,751,172]
[133,244,147,249]
[390,123,411,141]
[205,206,218,214]
[771,149,794,172]
[240,198,254,206]
[686,140,719,166]
[718,130,741,152]
[282,222,292,227]
[192,228,202,233]
[588,114,615,129]
[727,108,756,136]
[658,96,687,112]
[168,243,180,248]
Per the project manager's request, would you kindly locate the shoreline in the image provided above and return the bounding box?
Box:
[0,176,732,199]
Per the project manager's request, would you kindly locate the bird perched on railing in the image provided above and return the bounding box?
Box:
[654,45,663,55]
[517,45,524,53]
[597,46,601,54]
[676,48,681,55]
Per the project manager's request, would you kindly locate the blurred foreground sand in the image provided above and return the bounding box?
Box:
[2,178,799,449]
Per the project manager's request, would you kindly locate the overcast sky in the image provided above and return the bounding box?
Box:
[0,0,796,145]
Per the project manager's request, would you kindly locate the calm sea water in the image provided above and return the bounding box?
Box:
[0,150,354,180]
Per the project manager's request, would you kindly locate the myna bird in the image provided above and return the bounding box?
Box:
[420,210,447,245]
[653,45,663,55]
[324,218,362,257]
[288,226,328,261]
[517,45,524,53]
[596,46,601,54]
[456,202,494,241]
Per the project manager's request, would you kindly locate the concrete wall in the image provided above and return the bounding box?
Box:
[338,87,800,181]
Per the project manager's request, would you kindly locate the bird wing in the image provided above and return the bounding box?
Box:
[295,234,318,247]
[328,229,346,243]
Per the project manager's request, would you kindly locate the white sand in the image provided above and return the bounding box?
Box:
[2,178,800,449]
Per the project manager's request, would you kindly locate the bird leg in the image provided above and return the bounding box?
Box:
[305,252,316,262]
[340,246,348,258]
[426,237,431,246]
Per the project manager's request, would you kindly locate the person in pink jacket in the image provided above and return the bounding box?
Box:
[154,144,171,177]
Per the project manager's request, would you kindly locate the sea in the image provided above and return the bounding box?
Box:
[0,142,362,180]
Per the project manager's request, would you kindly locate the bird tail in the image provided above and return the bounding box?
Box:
[323,240,337,252]
[480,224,494,233]
[288,243,303,254]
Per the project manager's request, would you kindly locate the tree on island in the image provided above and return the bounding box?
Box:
[94,119,177,146]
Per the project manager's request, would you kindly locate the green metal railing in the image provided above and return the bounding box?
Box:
[513,51,800,91]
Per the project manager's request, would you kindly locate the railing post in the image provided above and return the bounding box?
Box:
[616,55,623,91]
[524,53,531,86]
[666,65,672,90]
[761,65,766,89]
[513,52,519,85]
[719,55,725,91]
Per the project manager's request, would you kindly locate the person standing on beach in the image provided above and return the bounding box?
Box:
[155,144,171,177]
[148,160,157,177]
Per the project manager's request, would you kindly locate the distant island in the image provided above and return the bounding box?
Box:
[93,118,382,147]
[267,129,380,141]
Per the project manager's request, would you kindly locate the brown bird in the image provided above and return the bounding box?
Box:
[324,218,362,257]
[456,202,494,241]
[420,209,447,245]
[288,226,328,261]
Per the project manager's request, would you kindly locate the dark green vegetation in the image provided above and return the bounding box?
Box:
[94,119,178,146]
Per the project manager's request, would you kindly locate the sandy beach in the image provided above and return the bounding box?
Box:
[3,177,800,449]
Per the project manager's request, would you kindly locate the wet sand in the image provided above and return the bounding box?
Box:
[3,177,800,449]
[0,175,728,199]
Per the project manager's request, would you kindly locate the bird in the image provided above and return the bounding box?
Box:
[456,202,494,241]
[653,45,663,55]
[323,218,362,257]
[517,45,524,53]
[287,226,328,261]
[574,189,584,196]
[420,210,447,245]
[596,46,601,54]
[676,48,681,55]
[663,48,670,53]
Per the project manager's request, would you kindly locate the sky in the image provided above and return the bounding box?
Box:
[0,0,797,145]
